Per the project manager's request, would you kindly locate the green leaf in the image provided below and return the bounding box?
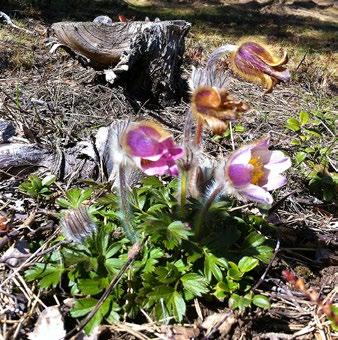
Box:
[238,257,259,273]
[70,298,97,317]
[204,251,228,282]
[105,258,125,275]
[303,128,322,138]
[155,263,180,284]
[252,294,271,309]
[142,176,163,188]
[234,124,245,133]
[57,188,93,209]
[167,291,186,321]
[165,221,192,249]
[25,263,63,289]
[147,204,167,214]
[78,278,108,295]
[106,302,121,324]
[105,243,122,259]
[295,151,307,164]
[143,248,164,273]
[84,296,111,335]
[255,245,274,263]
[227,262,243,281]
[181,273,209,299]
[41,174,56,186]
[304,147,316,154]
[299,111,309,126]
[229,293,251,311]
[286,118,301,132]
[214,279,240,300]
[243,232,266,248]
[291,139,300,146]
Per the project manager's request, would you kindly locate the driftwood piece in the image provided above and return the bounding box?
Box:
[0,120,110,182]
[50,19,191,102]
[50,21,146,67]
[0,119,16,143]
[0,119,96,180]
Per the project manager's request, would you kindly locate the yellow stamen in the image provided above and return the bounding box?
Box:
[249,156,264,184]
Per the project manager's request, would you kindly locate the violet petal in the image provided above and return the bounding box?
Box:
[240,184,273,204]
[227,163,253,187]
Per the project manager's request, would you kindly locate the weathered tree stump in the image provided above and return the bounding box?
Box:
[50,19,191,103]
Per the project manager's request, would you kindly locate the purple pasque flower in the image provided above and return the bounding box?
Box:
[121,120,184,176]
[230,41,290,92]
[217,137,291,204]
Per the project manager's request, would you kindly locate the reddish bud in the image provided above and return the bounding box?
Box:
[282,270,297,284]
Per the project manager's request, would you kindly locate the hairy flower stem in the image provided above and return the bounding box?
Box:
[195,117,204,146]
[179,169,188,218]
[194,184,223,240]
[118,164,138,244]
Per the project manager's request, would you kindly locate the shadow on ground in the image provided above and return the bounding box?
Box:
[2,0,337,52]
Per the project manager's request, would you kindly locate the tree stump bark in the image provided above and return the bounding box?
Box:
[50,19,191,103]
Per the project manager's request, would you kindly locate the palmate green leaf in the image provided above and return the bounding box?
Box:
[85,297,111,335]
[155,263,181,284]
[147,204,167,214]
[238,256,259,273]
[105,243,123,259]
[242,232,273,264]
[105,257,126,275]
[142,176,164,188]
[138,248,164,274]
[303,128,322,138]
[25,263,64,289]
[39,268,63,289]
[254,245,274,263]
[164,221,192,250]
[252,294,271,309]
[57,188,93,209]
[181,273,209,300]
[167,291,186,322]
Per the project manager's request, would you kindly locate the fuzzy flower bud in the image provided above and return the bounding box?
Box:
[191,86,248,135]
[230,41,290,92]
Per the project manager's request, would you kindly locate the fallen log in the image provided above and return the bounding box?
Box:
[49,19,191,102]
[0,120,135,184]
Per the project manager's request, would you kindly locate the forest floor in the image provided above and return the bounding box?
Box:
[0,0,337,339]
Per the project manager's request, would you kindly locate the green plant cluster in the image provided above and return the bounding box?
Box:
[19,174,56,199]
[286,109,337,202]
[25,178,273,334]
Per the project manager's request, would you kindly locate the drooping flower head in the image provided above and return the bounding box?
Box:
[191,86,249,135]
[121,120,183,176]
[230,41,290,92]
[217,137,291,204]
